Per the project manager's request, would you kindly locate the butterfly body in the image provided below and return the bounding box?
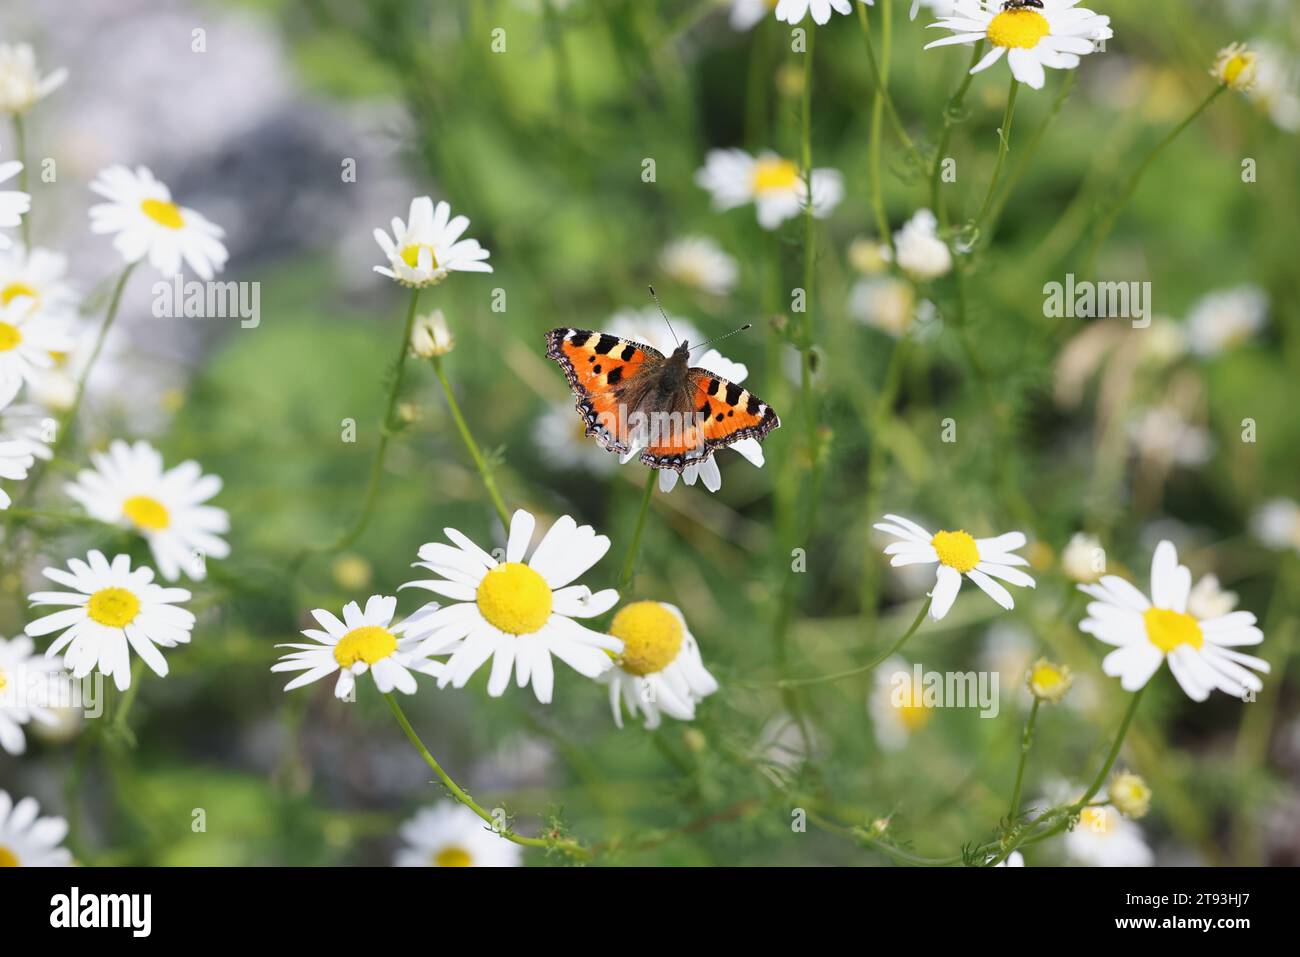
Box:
[545,327,780,473]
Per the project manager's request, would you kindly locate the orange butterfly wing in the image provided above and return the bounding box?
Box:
[639,369,780,470]
[545,328,660,455]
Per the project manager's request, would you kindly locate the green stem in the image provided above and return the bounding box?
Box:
[1008,698,1039,822]
[865,8,891,252]
[931,41,986,229]
[13,113,30,248]
[972,76,1020,234]
[429,351,511,527]
[53,264,136,464]
[983,70,1074,244]
[1077,683,1145,807]
[1082,85,1225,271]
[298,288,422,560]
[384,692,591,859]
[855,1,922,166]
[617,467,656,593]
[859,338,910,632]
[779,596,931,688]
[111,658,147,736]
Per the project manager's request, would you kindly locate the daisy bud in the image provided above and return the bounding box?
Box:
[331,553,372,590]
[847,238,892,276]
[1061,532,1106,583]
[410,309,454,358]
[0,44,67,115]
[1108,771,1152,820]
[776,63,805,99]
[1027,658,1073,703]
[682,728,708,754]
[1212,43,1258,93]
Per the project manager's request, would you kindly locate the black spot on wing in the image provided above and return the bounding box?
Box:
[620,344,637,361]
[606,366,623,386]
[707,378,720,396]
[594,334,619,355]
[746,396,761,415]
[724,382,743,407]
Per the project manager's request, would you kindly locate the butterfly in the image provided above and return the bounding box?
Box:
[545,327,780,473]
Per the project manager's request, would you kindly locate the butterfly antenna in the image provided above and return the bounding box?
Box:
[648,284,679,345]
[689,324,752,357]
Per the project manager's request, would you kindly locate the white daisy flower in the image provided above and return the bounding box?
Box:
[0,245,78,328]
[1246,41,1300,132]
[599,601,719,730]
[1211,42,1258,93]
[0,633,64,755]
[272,595,445,700]
[893,209,953,281]
[874,513,1036,620]
[535,401,618,477]
[775,0,871,27]
[695,149,843,230]
[0,153,28,250]
[730,0,777,31]
[88,165,228,280]
[0,790,72,867]
[869,656,934,751]
[1186,573,1238,621]
[0,376,52,509]
[605,309,765,493]
[409,309,455,358]
[26,550,195,692]
[1128,407,1213,468]
[1079,540,1269,702]
[1185,285,1267,357]
[373,196,492,288]
[924,0,1112,91]
[0,43,67,114]
[401,509,623,704]
[1061,531,1106,584]
[1251,498,1300,554]
[659,235,739,297]
[0,295,73,392]
[394,802,522,867]
[910,0,958,19]
[64,439,230,582]
[1065,804,1153,867]
[849,276,917,338]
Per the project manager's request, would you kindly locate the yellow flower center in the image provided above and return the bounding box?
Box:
[123,494,171,531]
[1222,54,1251,86]
[610,601,683,676]
[987,9,1051,49]
[433,846,473,867]
[0,846,19,867]
[476,563,553,636]
[0,667,7,692]
[141,198,185,229]
[0,320,21,352]
[86,587,142,628]
[896,700,932,731]
[332,625,398,668]
[1032,663,1063,690]
[751,157,799,195]
[1143,607,1204,654]
[0,281,38,306]
[1078,806,1113,835]
[931,530,980,574]
[400,243,439,270]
